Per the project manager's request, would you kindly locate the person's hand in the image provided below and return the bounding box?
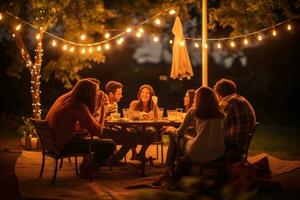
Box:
[161,126,177,135]
[152,96,158,105]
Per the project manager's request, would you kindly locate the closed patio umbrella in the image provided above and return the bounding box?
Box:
[170,16,193,80]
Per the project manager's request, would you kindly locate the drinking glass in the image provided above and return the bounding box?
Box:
[167,110,177,121]
[176,108,183,121]
[158,108,164,119]
[122,108,129,119]
[111,113,120,121]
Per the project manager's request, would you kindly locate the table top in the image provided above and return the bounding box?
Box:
[105,118,182,127]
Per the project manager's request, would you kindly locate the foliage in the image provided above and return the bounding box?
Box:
[17,116,36,137]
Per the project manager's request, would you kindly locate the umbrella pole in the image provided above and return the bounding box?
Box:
[202,0,208,86]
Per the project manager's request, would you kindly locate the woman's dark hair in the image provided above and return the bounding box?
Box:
[68,79,98,114]
[185,89,195,112]
[213,79,237,98]
[195,87,224,119]
[134,84,155,113]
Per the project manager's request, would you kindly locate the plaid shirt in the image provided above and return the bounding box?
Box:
[220,94,256,136]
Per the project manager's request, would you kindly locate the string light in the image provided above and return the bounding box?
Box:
[153,36,159,42]
[69,46,75,52]
[126,27,132,33]
[62,44,67,51]
[80,34,86,40]
[169,9,176,15]
[136,32,142,38]
[36,33,40,40]
[217,42,222,49]
[194,42,199,48]
[88,47,93,53]
[169,39,173,44]
[230,40,235,48]
[287,24,292,31]
[96,45,102,51]
[257,35,263,41]
[138,28,144,33]
[0,13,3,20]
[104,33,110,39]
[52,40,57,46]
[81,48,86,54]
[117,37,124,45]
[155,18,161,25]
[104,43,110,50]
[244,38,248,45]
[15,24,21,31]
[272,29,277,36]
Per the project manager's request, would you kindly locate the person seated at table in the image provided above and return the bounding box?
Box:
[46,79,116,173]
[95,89,138,165]
[184,89,195,112]
[153,86,225,186]
[129,84,159,161]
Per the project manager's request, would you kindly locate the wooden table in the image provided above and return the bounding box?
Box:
[105,118,182,176]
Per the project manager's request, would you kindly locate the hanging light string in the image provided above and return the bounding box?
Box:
[3,8,174,47]
[186,16,298,41]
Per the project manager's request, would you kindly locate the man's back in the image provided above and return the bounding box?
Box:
[220,93,256,136]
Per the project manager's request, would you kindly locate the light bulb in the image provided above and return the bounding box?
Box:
[80,34,86,40]
[126,27,132,33]
[217,42,222,49]
[81,48,86,54]
[0,13,3,20]
[153,36,159,42]
[36,34,41,40]
[155,18,161,25]
[136,32,142,38]
[257,35,262,41]
[272,30,277,36]
[15,24,21,31]
[230,41,235,47]
[69,47,75,52]
[244,38,248,45]
[52,40,57,46]
[88,47,93,53]
[287,24,292,31]
[194,42,199,48]
[97,45,102,51]
[104,33,110,39]
[204,43,208,49]
[138,28,144,33]
[169,39,173,44]
[117,37,124,45]
[169,9,176,15]
[105,43,110,50]
[62,44,67,51]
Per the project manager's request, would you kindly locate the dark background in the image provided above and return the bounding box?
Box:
[0,20,299,126]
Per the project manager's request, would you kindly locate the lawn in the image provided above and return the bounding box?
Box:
[249,124,300,160]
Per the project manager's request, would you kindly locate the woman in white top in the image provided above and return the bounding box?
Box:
[156,86,225,184]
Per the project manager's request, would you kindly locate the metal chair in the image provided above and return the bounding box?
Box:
[31,118,93,185]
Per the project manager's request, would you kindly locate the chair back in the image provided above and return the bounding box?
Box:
[225,122,259,163]
[31,118,58,153]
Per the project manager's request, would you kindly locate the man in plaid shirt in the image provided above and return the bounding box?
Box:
[214,79,256,162]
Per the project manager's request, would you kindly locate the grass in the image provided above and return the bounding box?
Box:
[249,124,300,160]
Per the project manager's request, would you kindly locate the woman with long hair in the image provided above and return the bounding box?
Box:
[154,86,225,186]
[129,84,159,161]
[46,79,116,172]
[183,89,195,112]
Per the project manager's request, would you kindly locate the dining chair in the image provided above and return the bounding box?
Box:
[31,118,93,185]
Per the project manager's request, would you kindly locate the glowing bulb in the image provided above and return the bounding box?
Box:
[169,9,176,15]
[81,48,86,54]
[80,34,86,40]
[62,44,67,51]
[88,47,93,53]
[287,24,292,31]
[194,42,199,48]
[230,41,235,48]
[15,24,21,31]
[153,36,159,42]
[97,45,102,51]
[180,40,185,46]
[0,13,3,20]
[105,43,110,50]
[257,35,262,41]
[272,30,277,36]
[217,42,222,49]
[70,47,75,52]
[117,37,124,45]
[169,39,173,44]
[136,32,142,38]
[244,38,248,45]
[138,28,144,33]
[52,40,57,46]
[204,43,208,49]
[155,18,161,25]
[126,27,132,33]
[104,33,110,39]
[36,33,41,40]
